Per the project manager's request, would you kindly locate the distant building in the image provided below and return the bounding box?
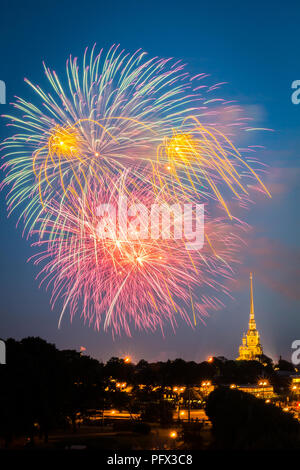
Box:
[231,382,275,399]
[291,375,300,396]
[237,273,263,361]
[199,381,215,397]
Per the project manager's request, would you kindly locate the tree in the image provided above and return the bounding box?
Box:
[105,357,134,382]
[141,401,173,426]
[0,337,106,447]
[275,358,296,372]
[206,387,300,450]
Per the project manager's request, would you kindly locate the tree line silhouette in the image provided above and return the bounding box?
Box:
[0,336,298,448]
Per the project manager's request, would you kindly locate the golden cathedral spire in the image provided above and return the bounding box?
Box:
[248,272,257,331]
[250,272,254,318]
[237,273,263,361]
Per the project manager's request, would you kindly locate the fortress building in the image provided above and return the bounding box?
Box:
[237,273,263,361]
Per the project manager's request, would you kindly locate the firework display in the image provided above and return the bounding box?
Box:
[30,174,247,335]
[0,45,271,334]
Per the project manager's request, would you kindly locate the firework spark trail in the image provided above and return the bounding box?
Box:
[153,117,271,218]
[29,175,247,335]
[0,45,266,233]
[0,45,272,334]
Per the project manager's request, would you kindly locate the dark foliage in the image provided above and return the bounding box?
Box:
[180,422,203,449]
[0,337,105,446]
[140,401,174,425]
[205,387,300,450]
[0,336,297,449]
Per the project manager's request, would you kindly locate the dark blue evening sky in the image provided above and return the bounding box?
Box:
[0,0,299,362]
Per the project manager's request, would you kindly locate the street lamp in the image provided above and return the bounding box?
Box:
[169,430,178,450]
[258,380,268,400]
[173,386,185,420]
[201,381,211,389]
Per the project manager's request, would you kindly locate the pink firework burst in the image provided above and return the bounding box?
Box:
[31,175,246,336]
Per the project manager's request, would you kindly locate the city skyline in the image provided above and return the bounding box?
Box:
[0,0,299,364]
[0,271,294,364]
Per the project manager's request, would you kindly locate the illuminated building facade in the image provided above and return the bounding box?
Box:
[230,381,275,399]
[237,273,263,361]
[291,376,300,396]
